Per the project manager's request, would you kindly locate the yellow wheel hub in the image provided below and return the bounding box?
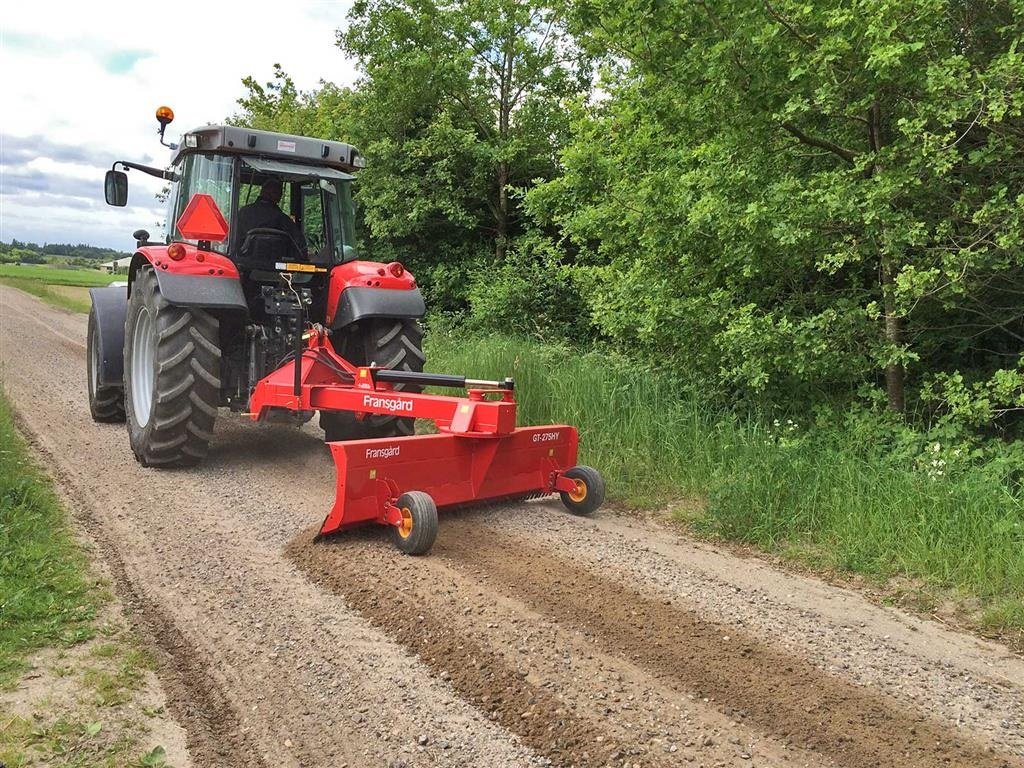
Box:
[568,479,588,503]
[397,507,414,538]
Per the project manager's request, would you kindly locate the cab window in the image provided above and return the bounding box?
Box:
[174,153,234,254]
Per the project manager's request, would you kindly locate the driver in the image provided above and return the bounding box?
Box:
[234,178,305,260]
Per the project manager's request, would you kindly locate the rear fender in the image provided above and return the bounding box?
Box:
[328,261,425,328]
[129,245,247,310]
[88,285,128,388]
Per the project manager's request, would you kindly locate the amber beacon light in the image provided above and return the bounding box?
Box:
[156,106,176,148]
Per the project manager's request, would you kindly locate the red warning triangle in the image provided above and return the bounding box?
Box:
[177,193,229,242]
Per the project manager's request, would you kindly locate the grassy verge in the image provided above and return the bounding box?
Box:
[0,393,173,766]
[0,396,98,687]
[426,331,1024,642]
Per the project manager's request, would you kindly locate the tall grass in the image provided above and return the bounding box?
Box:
[426,331,1024,625]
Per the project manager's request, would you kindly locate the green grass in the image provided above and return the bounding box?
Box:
[0,393,99,689]
[426,331,1024,638]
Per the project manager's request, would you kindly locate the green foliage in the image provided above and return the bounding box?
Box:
[227,2,1024,630]
[236,65,355,141]
[466,232,592,339]
[0,393,98,688]
[529,0,1024,426]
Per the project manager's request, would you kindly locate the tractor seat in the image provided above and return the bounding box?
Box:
[236,227,302,271]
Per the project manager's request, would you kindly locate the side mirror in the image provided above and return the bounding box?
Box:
[104,170,128,207]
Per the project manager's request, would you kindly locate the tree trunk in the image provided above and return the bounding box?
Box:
[880,255,906,413]
[868,99,905,414]
[494,45,513,263]
[496,160,509,262]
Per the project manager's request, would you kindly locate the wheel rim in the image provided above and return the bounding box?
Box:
[568,479,588,503]
[89,324,100,397]
[397,507,414,538]
[131,306,156,427]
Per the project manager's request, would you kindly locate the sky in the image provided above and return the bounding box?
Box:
[0,1,358,252]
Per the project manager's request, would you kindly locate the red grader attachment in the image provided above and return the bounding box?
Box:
[248,327,604,554]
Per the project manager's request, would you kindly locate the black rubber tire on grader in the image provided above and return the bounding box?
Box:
[320,318,426,442]
[389,491,439,555]
[87,306,126,423]
[123,265,221,467]
[558,465,605,516]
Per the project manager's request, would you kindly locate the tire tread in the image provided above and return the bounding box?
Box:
[124,266,220,467]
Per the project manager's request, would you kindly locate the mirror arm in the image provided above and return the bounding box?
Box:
[112,161,178,183]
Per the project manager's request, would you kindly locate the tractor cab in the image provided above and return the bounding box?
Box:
[167,150,360,269]
[105,115,366,323]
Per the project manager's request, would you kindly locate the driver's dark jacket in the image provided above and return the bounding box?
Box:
[234,197,305,258]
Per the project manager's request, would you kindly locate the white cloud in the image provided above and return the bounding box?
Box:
[0,0,358,250]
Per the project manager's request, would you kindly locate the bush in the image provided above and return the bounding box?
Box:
[467,233,592,341]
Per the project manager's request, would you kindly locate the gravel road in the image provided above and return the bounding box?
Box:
[2,282,1022,768]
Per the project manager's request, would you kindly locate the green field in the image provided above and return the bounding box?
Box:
[0,264,120,313]
[0,263,121,288]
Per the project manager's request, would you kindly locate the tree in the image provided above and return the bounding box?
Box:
[341,0,591,266]
[236,65,356,142]
[529,0,1023,419]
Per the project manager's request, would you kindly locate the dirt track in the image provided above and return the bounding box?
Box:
[2,282,1023,768]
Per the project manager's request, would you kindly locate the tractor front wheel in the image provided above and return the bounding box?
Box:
[123,265,221,467]
[87,305,125,423]
[389,491,439,555]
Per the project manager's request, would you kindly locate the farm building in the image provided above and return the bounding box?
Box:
[99,257,133,274]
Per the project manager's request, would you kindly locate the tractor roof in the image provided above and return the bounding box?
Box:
[170,125,361,172]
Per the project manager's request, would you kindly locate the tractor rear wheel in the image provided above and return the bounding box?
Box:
[123,265,221,467]
[87,305,125,423]
[320,318,425,442]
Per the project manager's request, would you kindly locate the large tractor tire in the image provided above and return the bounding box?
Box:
[123,265,221,467]
[87,305,125,423]
[320,318,425,442]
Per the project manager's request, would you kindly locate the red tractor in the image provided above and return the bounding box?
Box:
[90,107,603,554]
